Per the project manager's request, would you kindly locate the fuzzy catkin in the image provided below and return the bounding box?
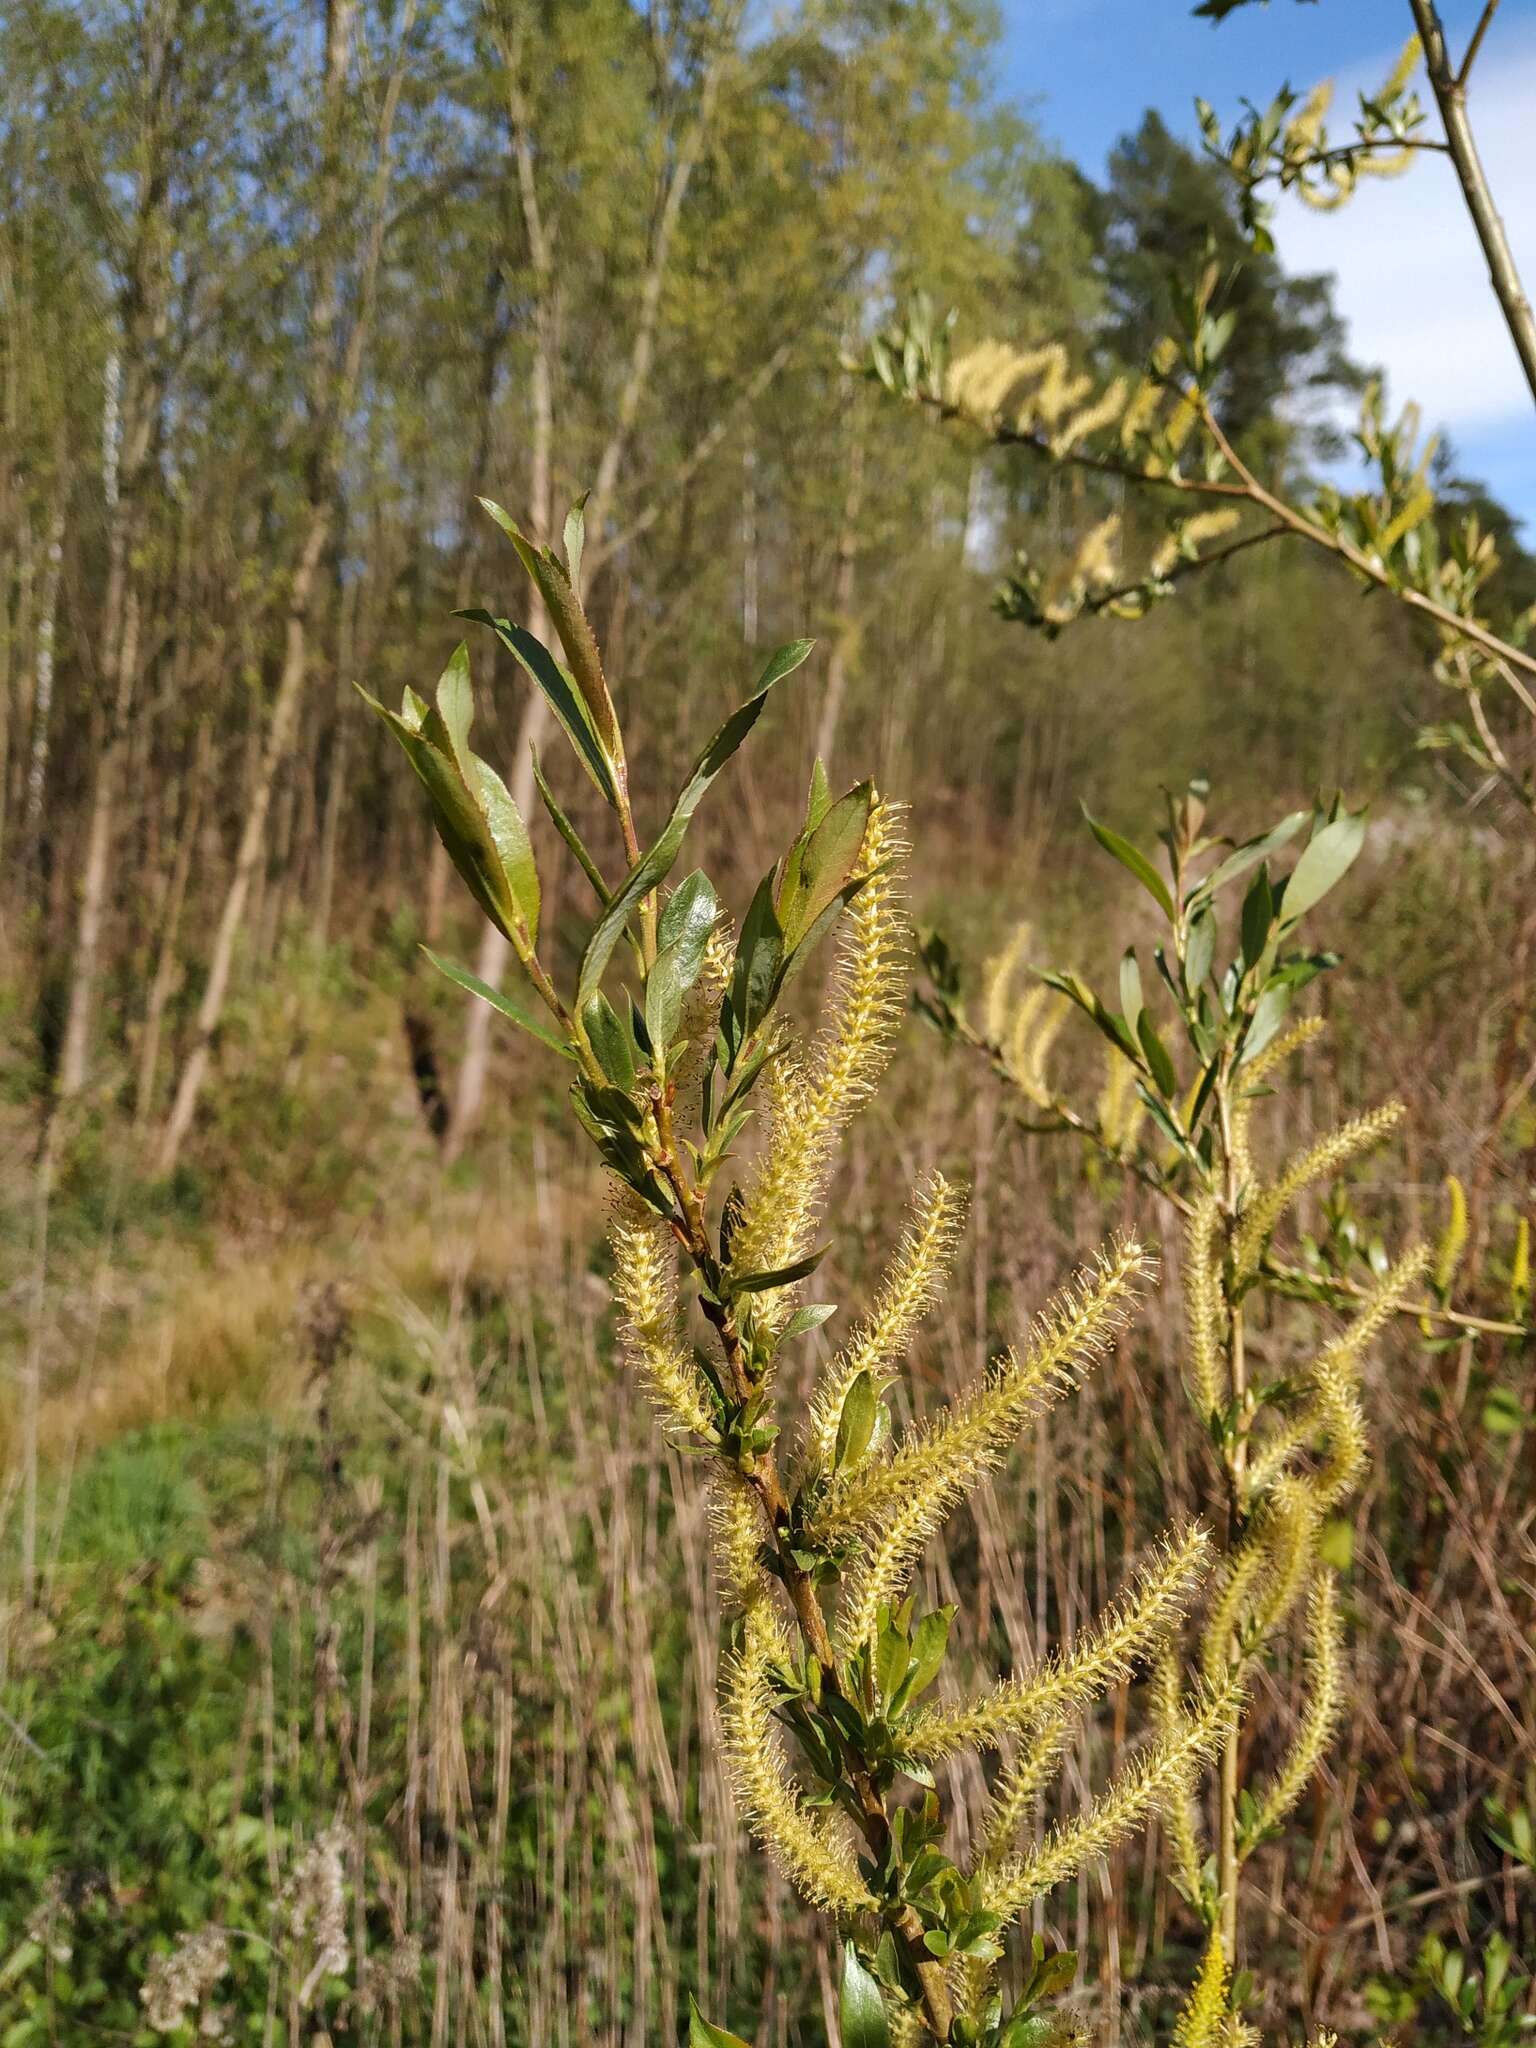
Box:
[709,1470,767,1609]
[804,1170,965,1468]
[1250,1572,1342,1842]
[903,1523,1209,1762]
[978,1707,1074,1866]
[719,1598,875,1918]
[830,1240,1149,1649]
[984,1675,1238,1926]
[1234,1103,1405,1277]
[1151,1641,1205,1902]
[1172,1936,1231,2048]
[1183,1193,1226,1418]
[611,1214,715,1441]
[731,798,909,1311]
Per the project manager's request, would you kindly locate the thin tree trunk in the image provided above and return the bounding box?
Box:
[57,357,150,1097]
[156,513,328,1168]
[156,0,414,1171]
[315,572,358,946]
[55,0,190,1096]
[443,5,736,1151]
[442,21,557,1159]
[134,720,209,1129]
[812,415,865,772]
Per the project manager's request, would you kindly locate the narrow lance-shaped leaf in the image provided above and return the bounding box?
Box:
[479,495,622,766]
[689,2000,752,2048]
[421,949,573,1060]
[1277,812,1366,928]
[840,1945,891,2048]
[578,644,812,1011]
[1083,804,1175,920]
[457,608,616,803]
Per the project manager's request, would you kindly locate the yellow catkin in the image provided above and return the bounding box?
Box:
[1247,1476,1322,1642]
[1234,1103,1405,1277]
[979,1707,1073,1866]
[719,1598,875,1919]
[709,1472,769,1610]
[1183,1194,1227,1418]
[1231,1014,1326,1190]
[889,2010,928,2048]
[983,1677,1238,1926]
[730,798,910,1316]
[1172,1935,1231,2048]
[1435,1174,1469,1296]
[1151,1641,1204,1900]
[1249,1573,1342,1844]
[1118,370,1165,448]
[903,1523,1209,1762]
[1243,1013,1326,1090]
[805,1171,966,1469]
[1149,507,1241,580]
[983,924,1033,1048]
[1243,1243,1429,1503]
[1053,377,1128,454]
[610,1215,715,1441]
[825,1242,1149,1648]
[1201,1522,1283,1682]
[1006,986,1070,1107]
[1097,1046,1145,1155]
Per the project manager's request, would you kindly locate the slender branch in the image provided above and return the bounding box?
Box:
[1410,0,1536,409]
[1458,0,1502,88]
[1071,520,1291,620]
[650,1084,956,2041]
[1276,136,1450,180]
[1196,394,1536,686]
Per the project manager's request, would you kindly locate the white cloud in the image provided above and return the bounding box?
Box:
[1272,32,1536,440]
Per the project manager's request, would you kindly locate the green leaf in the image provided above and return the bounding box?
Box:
[479,496,620,762]
[1239,865,1272,969]
[755,637,817,693]
[688,1999,752,2048]
[1239,981,1293,1066]
[1137,1010,1178,1098]
[474,756,540,947]
[579,666,800,1011]
[421,949,573,1059]
[1198,811,1309,900]
[875,1617,910,1705]
[840,1944,891,2048]
[1185,908,1216,994]
[648,870,717,1059]
[777,783,874,951]
[834,1371,878,1472]
[779,1303,837,1343]
[457,608,616,803]
[1119,949,1143,1035]
[902,1607,954,1705]
[659,868,720,966]
[728,1245,830,1295]
[805,754,832,831]
[1032,1949,1079,2000]
[582,992,638,1092]
[362,679,533,946]
[563,490,589,588]
[1278,812,1366,928]
[1083,805,1174,919]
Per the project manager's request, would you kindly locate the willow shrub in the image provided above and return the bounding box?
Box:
[364,498,1256,2047]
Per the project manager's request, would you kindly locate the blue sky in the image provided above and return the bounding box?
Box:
[996,0,1536,527]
